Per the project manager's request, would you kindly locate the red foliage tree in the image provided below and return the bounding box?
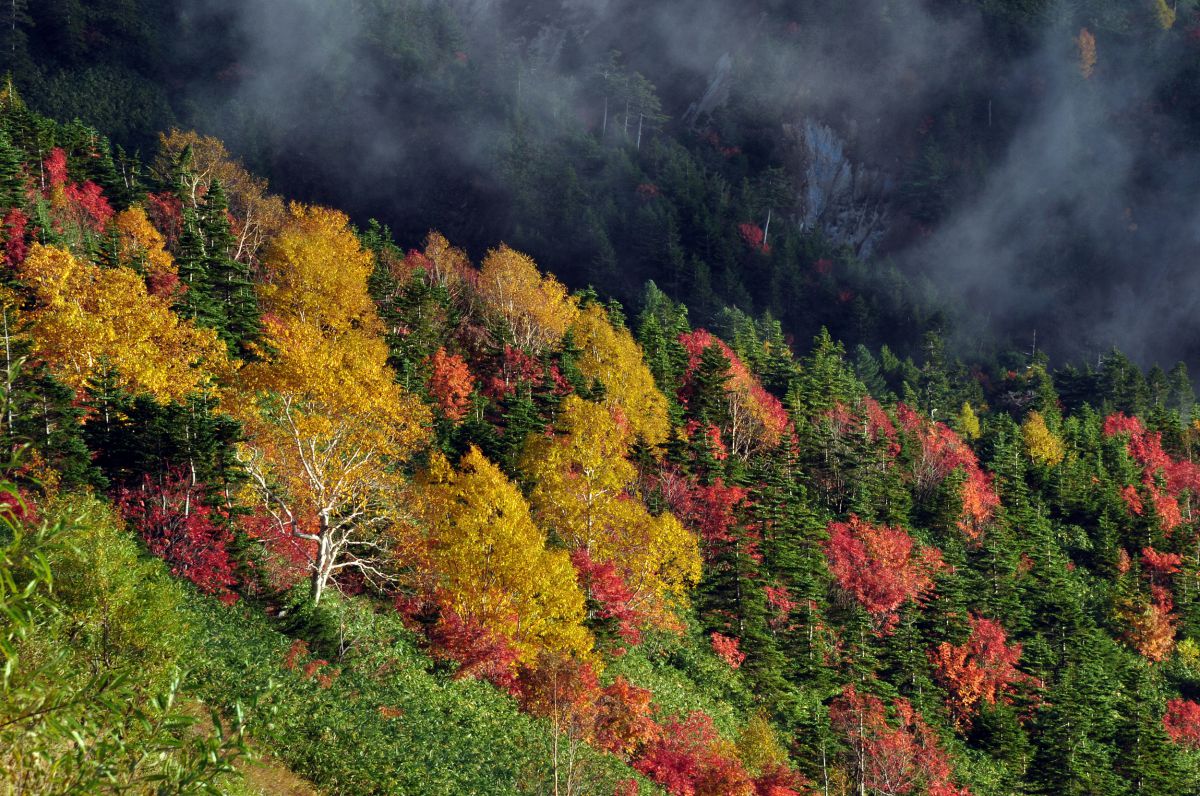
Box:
[115,472,238,604]
[929,615,1032,728]
[242,511,314,592]
[764,584,797,631]
[752,765,808,796]
[661,472,748,559]
[146,191,184,246]
[738,222,770,254]
[1104,412,1200,534]
[1142,546,1183,580]
[2,208,27,268]
[1121,485,1145,516]
[830,685,970,796]
[710,632,746,669]
[635,711,755,796]
[1164,698,1200,748]
[44,148,68,188]
[428,347,474,421]
[571,548,644,647]
[824,515,943,633]
[483,344,545,399]
[1103,412,1144,438]
[64,181,114,230]
[896,404,998,540]
[428,603,521,693]
[684,420,729,461]
[678,329,790,456]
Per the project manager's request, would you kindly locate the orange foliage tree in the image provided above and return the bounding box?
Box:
[929,615,1033,728]
[427,347,474,421]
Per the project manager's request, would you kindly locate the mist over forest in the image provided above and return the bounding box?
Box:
[18,0,1200,368]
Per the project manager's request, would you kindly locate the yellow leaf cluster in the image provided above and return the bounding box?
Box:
[1022,410,1065,467]
[114,207,176,285]
[415,447,593,662]
[477,245,577,352]
[1154,0,1176,30]
[257,204,381,333]
[421,231,472,294]
[571,303,671,446]
[957,402,981,441]
[19,244,228,401]
[238,317,427,457]
[736,712,789,777]
[521,397,701,621]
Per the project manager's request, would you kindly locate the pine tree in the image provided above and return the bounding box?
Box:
[199,179,261,356]
[0,131,24,209]
[1167,362,1194,423]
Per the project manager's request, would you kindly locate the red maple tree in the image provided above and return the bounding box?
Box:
[831,685,971,796]
[824,515,943,633]
[115,472,239,604]
[635,711,755,796]
[1164,698,1200,747]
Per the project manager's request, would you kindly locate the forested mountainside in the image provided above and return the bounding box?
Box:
[6,1,1200,795]
[3,80,1200,794]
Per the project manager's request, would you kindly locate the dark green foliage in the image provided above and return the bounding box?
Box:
[173,176,262,357]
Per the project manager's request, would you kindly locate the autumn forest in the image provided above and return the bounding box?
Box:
[5,1,1200,795]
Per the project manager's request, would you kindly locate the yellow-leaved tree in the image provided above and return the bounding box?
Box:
[154,130,287,264]
[571,302,670,446]
[477,244,577,352]
[234,205,430,604]
[956,402,981,442]
[1022,410,1065,467]
[113,206,178,295]
[18,243,228,401]
[414,446,593,662]
[521,396,701,626]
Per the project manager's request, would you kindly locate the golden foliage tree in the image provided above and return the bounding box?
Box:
[234,205,430,604]
[155,130,286,263]
[18,244,228,401]
[1022,410,1065,467]
[414,446,593,661]
[521,396,701,625]
[477,245,578,352]
[956,402,980,442]
[114,206,179,296]
[1154,0,1176,30]
[571,302,670,446]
